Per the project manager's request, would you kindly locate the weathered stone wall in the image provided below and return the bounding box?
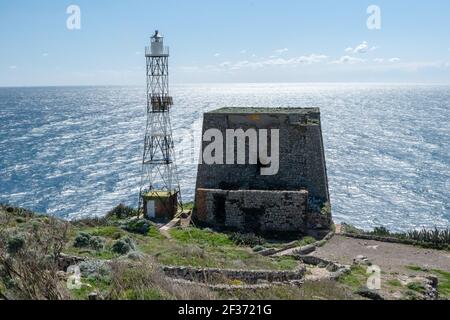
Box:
[162,266,306,284]
[196,189,308,235]
[194,108,332,235]
[195,108,330,202]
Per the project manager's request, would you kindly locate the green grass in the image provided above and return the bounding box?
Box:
[182,202,194,211]
[147,225,165,239]
[69,277,111,300]
[117,288,168,300]
[338,266,369,290]
[386,279,402,288]
[406,265,427,272]
[89,226,123,238]
[219,280,356,300]
[273,256,299,270]
[406,282,426,294]
[137,227,297,271]
[170,227,234,246]
[431,269,450,298]
[405,266,450,299]
[64,245,118,260]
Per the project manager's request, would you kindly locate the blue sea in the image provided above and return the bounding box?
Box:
[1,84,449,232]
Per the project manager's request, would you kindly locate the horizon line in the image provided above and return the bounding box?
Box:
[1,81,450,89]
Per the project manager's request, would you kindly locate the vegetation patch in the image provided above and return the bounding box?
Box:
[111,237,135,255]
[219,280,356,300]
[338,266,369,290]
[170,227,234,247]
[344,224,450,250]
[386,279,402,288]
[431,269,450,298]
[230,232,265,247]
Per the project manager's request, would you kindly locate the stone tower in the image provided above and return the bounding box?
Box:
[194,107,332,238]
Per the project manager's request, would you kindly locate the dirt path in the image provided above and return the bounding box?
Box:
[311,235,450,274]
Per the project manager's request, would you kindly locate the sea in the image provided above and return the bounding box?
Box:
[1,83,449,232]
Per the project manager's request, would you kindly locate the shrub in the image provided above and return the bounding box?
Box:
[320,202,332,216]
[73,232,92,248]
[112,237,135,255]
[230,233,264,247]
[106,204,137,220]
[122,219,151,235]
[0,217,70,300]
[7,235,25,254]
[405,228,450,248]
[368,227,450,249]
[15,217,26,224]
[252,245,266,252]
[74,232,106,251]
[372,226,391,236]
[89,236,106,251]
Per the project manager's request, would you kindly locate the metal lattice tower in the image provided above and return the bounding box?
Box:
[139,30,182,214]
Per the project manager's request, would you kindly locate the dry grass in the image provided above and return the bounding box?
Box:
[107,256,217,300]
[220,280,357,300]
[0,212,70,300]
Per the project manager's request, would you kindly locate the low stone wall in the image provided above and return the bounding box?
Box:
[162,266,306,284]
[57,253,86,271]
[294,255,351,280]
[171,278,304,291]
[341,232,433,247]
[195,188,309,235]
[261,230,335,256]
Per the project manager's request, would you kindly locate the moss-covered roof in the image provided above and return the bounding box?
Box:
[142,191,174,199]
[207,107,320,114]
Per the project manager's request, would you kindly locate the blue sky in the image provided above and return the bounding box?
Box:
[1,0,449,86]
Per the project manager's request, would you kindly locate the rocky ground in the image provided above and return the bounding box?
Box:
[309,234,449,300]
[313,234,450,273]
[0,204,449,300]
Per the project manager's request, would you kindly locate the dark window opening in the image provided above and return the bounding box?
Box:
[213,194,226,225]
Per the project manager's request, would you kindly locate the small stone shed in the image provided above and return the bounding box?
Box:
[142,191,177,220]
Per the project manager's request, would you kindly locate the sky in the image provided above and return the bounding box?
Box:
[0,0,449,86]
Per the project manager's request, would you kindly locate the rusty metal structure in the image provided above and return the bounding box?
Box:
[139,30,181,218]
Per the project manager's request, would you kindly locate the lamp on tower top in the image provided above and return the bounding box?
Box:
[149,30,168,56]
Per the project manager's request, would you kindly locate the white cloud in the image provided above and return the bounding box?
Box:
[388,58,401,63]
[331,56,366,64]
[9,65,17,69]
[345,41,372,54]
[373,58,384,63]
[214,53,221,57]
[240,50,247,54]
[354,41,369,54]
[42,53,49,57]
[295,54,328,64]
[215,54,328,70]
[275,48,289,54]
